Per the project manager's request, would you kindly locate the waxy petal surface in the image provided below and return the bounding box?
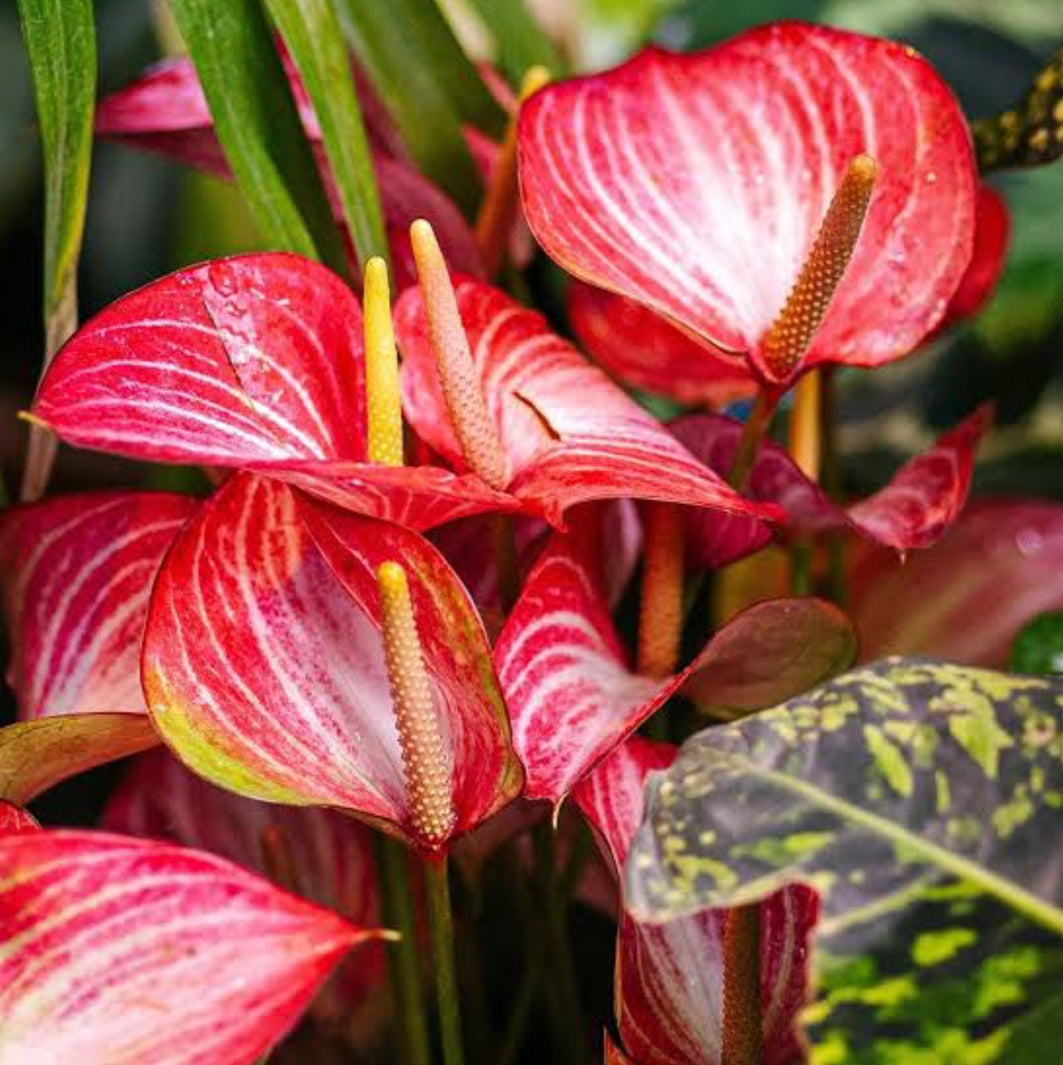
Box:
[0,830,375,1065]
[394,276,779,526]
[850,499,1063,667]
[103,748,386,1026]
[568,281,757,407]
[0,491,196,720]
[0,801,39,833]
[940,183,1010,326]
[673,407,988,555]
[519,22,977,382]
[575,740,818,1065]
[142,473,521,850]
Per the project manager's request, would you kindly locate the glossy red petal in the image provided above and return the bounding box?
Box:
[519,23,976,381]
[143,473,521,849]
[394,276,780,526]
[103,748,386,1030]
[0,491,197,720]
[0,801,40,833]
[576,740,817,1065]
[940,184,1010,327]
[850,499,1063,667]
[0,829,377,1065]
[568,281,758,406]
[673,407,988,553]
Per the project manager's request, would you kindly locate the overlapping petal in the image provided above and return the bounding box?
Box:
[32,255,513,530]
[0,491,197,719]
[142,472,522,850]
[496,528,855,804]
[519,22,977,385]
[574,740,818,1065]
[0,829,380,1065]
[673,406,989,558]
[103,748,387,1032]
[939,184,1010,327]
[394,275,781,526]
[0,801,39,833]
[568,281,758,406]
[850,499,1063,667]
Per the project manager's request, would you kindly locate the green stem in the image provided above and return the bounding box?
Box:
[497,957,538,1065]
[375,835,431,1065]
[728,390,777,491]
[722,904,763,1065]
[533,822,589,1065]
[425,855,465,1065]
[790,541,813,597]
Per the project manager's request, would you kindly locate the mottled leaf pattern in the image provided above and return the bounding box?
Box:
[142,473,522,849]
[627,659,1063,1062]
[0,491,196,719]
[0,830,378,1065]
[519,23,977,383]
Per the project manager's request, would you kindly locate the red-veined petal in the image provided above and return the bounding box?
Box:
[519,23,977,381]
[142,473,521,850]
[394,275,781,526]
[850,499,1063,667]
[0,491,196,720]
[0,801,40,833]
[568,281,758,407]
[0,829,380,1065]
[939,183,1010,327]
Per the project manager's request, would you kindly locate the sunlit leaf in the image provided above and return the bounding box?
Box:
[0,830,382,1065]
[169,0,346,270]
[1011,612,1063,675]
[0,713,158,807]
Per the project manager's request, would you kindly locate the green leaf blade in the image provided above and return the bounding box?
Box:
[169,0,346,273]
[464,0,564,86]
[263,0,387,267]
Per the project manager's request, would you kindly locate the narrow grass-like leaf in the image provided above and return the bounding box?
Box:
[168,0,346,271]
[16,0,95,500]
[464,0,564,86]
[263,0,387,266]
[335,0,503,213]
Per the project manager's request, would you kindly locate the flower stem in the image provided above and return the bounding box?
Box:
[424,855,466,1065]
[722,903,763,1065]
[728,391,776,491]
[376,835,432,1065]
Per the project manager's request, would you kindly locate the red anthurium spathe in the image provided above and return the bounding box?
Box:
[850,499,1063,667]
[142,472,523,853]
[574,739,819,1065]
[938,184,1010,327]
[0,801,39,833]
[672,406,990,562]
[495,527,854,805]
[32,254,514,531]
[0,491,197,720]
[95,55,481,287]
[392,272,780,527]
[0,829,384,1065]
[518,22,978,388]
[103,748,388,1038]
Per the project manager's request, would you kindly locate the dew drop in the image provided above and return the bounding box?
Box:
[1016,528,1044,556]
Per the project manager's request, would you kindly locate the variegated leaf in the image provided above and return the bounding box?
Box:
[393,274,781,527]
[518,23,977,385]
[0,830,381,1065]
[142,473,522,851]
[627,659,1063,1062]
[102,748,386,1034]
[576,739,818,1065]
[0,491,196,719]
[0,713,159,806]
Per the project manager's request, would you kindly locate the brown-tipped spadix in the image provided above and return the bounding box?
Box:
[759,154,878,384]
[409,219,509,490]
[377,560,455,848]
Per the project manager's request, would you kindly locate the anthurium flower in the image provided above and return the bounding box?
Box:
[494,524,854,806]
[573,738,818,1065]
[850,499,1063,667]
[103,748,388,1040]
[32,254,514,530]
[0,490,197,719]
[672,405,990,564]
[518,22,979,389]
[0,801,38,832]
[0,829,387,1065]
[141,472,523,854]
[391,252,780,527]
[95,55,481,286]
